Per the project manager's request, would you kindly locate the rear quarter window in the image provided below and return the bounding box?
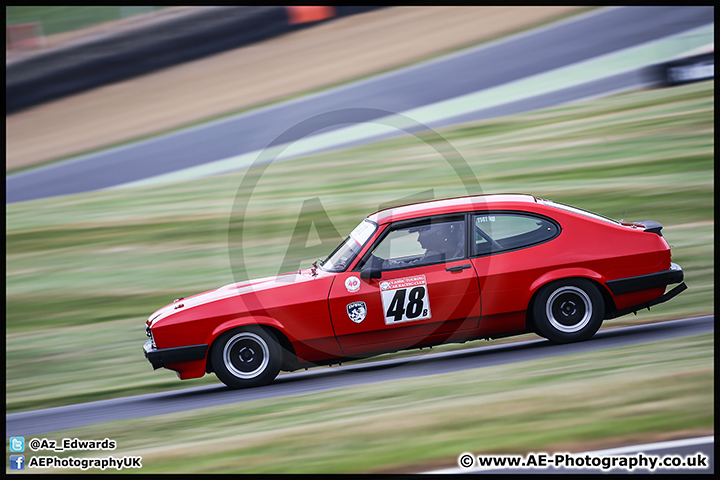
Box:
[473,213,559,255]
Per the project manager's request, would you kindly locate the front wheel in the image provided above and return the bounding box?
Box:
[532,279,605,344]
[211,326,281,388]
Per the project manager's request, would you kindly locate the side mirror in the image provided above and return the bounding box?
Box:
[360,256,382,280]
[360,265,381,280]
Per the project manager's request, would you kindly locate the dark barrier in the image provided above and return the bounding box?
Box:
[6,6,384,114]
[656,52,714,87]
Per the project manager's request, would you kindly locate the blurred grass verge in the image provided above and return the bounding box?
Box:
[9,334,712,474]
[6,80,713,414]
[5,6,172,36]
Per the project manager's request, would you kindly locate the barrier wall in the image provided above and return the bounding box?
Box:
[6,6,383,114]
[657,52,714,86]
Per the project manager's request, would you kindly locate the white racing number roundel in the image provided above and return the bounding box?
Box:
[380,275,432,325]
[345,276,361,293]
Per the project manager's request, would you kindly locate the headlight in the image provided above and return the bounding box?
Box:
[145,325,155,347]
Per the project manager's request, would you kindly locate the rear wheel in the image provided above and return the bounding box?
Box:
[532,279,604,343]
[211,326,281,388]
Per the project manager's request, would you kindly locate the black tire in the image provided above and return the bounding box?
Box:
[532,278,604,344]
[211,326,281,388]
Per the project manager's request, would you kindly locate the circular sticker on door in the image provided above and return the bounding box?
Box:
[345,276,361,292]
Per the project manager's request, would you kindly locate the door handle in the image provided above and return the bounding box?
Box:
[446,264,472,272]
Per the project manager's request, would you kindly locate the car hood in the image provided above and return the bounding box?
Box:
[147,268,324,327]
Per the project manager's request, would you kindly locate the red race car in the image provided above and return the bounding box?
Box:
[144,194,686,388]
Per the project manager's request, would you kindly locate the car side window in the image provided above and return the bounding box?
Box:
[367,218,466,270]
[473,213,558,255]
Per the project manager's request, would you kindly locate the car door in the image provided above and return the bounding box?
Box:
[469,211,561,336]
[328,215,481,355]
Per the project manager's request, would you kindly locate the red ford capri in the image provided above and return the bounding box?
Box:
[144,194,686,388]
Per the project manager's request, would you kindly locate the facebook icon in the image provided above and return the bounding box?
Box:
[10,455,25,470]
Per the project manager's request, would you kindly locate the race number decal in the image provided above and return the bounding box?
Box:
[380,275,432,324]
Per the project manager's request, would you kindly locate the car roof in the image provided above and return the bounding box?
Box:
[367,194,539,225]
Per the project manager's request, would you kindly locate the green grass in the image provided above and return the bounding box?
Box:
[7,334,712,474]
[6,81,714,417]
[6,6,172,36]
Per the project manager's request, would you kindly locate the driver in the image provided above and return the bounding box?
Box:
[379,222,464,269]
[414,222,463,263]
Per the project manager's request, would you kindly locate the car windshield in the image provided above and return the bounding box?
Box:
[320,219,377,272]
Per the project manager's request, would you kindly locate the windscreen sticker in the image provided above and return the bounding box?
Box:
[380,275,432,324]
[349,219,375,246]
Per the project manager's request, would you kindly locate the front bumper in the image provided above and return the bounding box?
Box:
[143,340,208,370]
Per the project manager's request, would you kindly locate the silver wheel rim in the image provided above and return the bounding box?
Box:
[223,332,270,379]
[545,286,592,333]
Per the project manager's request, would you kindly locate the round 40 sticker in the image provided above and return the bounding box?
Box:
[380,275,432,324]
[345,276,361,292]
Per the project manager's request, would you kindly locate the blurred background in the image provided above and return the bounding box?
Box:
[7,6,172,48]
[6,6,714,474]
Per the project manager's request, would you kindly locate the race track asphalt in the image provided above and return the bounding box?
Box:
[6,315,713,437]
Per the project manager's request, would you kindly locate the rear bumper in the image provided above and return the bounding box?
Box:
[606,262,684,295]
[143,340,208,370]
[606,281,687,319]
